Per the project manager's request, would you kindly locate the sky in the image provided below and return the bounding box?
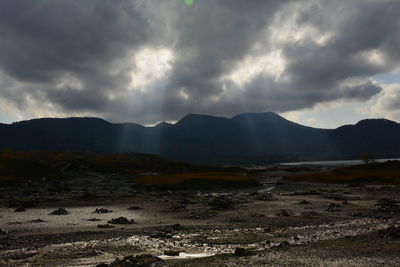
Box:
[0,0,399,129]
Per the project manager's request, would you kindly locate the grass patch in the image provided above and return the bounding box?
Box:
[284,160,400,184]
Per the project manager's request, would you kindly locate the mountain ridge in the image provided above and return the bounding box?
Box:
[1,112,399,164]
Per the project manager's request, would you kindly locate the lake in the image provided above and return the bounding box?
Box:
[279,158,400,166]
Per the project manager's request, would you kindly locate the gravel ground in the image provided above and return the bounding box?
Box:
[0,176,399,266]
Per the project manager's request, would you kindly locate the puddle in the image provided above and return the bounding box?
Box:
[159,252,214,259]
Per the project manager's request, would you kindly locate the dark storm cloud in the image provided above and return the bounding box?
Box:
[0,0,149,111]
[0,0,399,123]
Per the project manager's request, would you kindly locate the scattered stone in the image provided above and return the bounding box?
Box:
[0,228,9,236]
[209,195,234,210]
[342,200,349,205]
[14,207,26,212]
[349,211,364,217]
[93,208,113,214]
[127,206,143,210]
[291,190,322,196]
[169,223,184,231]
[168,204,186,211]
[379,225,400,239]
[376,205,396,213]
[150,232,173,239]
[377,198,398,207]
[325,194,346,201]
[187,213,207,220]
[276,241,290,247]
[256,192,277,201]
[27,219,46,223]
[49,208,69,215]
[108,217,136,225]
[234,247,252,257]
[97,224,115,229]
[326,203,342,212]
[250,213,265,218]
[228,217,247,223]
[164,250,180,256]
[299,200,310,205]
[96,254,166,267]
[277,209,290,216]
[86,218,102,222]
[179,198,195,205]
[7,221,23,225]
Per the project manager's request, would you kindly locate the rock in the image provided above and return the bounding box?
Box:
[349,211,364,217]
[96,254,166,267]
[301,210,319,216]
[27,219,46,223]
[379,225,400,239]
[376,205,396,213]
[377,198,398,206]
[167,204,186,211]
[234,247,251,257]
[299,200,310,205]
[164,250,180,256]
[94,208,113,214]
[127,206,143,210]
[49,208,69,215]
[342,200,349,205]
[277,241,290,247]
[250,213,265,218]
[277,209,290,216]
[98,224,115,229]
[324,194,346,201]
[0,228,9,236]
[326,203,342,212]
[209,195,234,210]
[108,217,136,225]
[256,192,277,201]
[228,217,247,223]
[179,198,195,205]
[87,218,102,222]
[150,232,173,239]
[14,207,26,212]
[169,223,184,231]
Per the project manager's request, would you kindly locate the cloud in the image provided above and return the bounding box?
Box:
[358,83,400,122]
[0,0,399,124]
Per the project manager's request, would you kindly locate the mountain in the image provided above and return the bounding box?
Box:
[0,113,399,164]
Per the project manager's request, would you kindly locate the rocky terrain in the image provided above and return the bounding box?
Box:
[0,164,399,266]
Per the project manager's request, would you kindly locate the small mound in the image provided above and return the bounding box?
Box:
[49,208,69,215]
[108,217,136,225]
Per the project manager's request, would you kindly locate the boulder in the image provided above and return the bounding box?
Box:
[94,208,113,214]
[108,217,136,225]
[49,208,69,215]
[96,254,166,267]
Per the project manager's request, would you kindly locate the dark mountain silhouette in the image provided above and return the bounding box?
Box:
[1,113,399,163]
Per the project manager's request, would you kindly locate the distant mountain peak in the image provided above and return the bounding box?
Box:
[12,116,111,125]
[231,111,284,120]
[355,118,398,126]
[154,121,173,129]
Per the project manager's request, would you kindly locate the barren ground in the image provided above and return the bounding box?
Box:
[0,166,399,266]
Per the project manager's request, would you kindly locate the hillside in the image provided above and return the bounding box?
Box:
[0,113,400,163]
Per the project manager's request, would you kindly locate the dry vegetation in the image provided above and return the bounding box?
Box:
[284,160,400,184]
[132,171,258,189]
[0,149,257,188]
